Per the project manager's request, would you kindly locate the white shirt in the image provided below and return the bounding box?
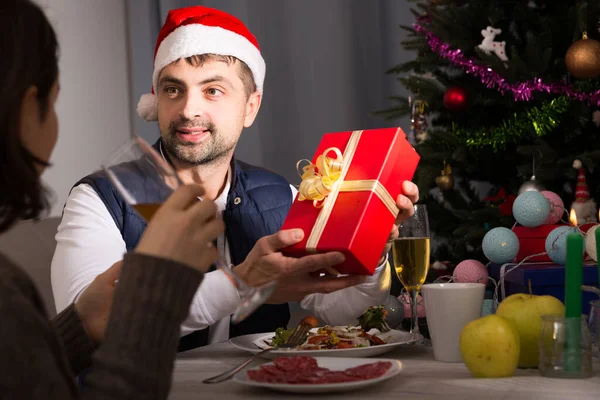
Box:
[51,172,390,344]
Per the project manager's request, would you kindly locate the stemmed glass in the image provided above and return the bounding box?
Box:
[391,204,430,336]
[102,136,276,323]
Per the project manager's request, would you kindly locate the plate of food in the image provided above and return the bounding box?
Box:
[232,356,402,394]
[229,306,422,358]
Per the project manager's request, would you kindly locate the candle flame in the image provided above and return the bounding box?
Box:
[570,208,577,226]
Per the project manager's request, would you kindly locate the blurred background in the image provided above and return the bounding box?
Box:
[12,0,415,320]
[34,0,415,217]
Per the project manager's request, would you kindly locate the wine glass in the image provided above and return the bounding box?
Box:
[102,136,277,323]
[391,204,430,336]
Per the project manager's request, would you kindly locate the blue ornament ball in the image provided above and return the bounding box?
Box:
[545,226,584,265]
[481,299,494,316]
[482,227,519,264]
[512,191,550,228]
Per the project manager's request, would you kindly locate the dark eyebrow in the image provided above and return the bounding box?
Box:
[158,75,186,88]
[199,75,234,89]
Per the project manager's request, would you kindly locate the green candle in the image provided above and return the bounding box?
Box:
[564,230,583,373]
[595,224,600,288]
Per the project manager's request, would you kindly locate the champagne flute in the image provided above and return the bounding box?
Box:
[102,136,277,323]
[392,204,430,336]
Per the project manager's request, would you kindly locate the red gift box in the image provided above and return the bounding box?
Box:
[280,128,420,275]
[514,223,596,262]
[514,225,564,262]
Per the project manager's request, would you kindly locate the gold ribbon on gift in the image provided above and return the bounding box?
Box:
[296,130,400,255]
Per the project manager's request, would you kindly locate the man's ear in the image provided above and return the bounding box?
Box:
[243,91,262,128]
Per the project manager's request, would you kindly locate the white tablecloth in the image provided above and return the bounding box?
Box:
[169,341,600,399]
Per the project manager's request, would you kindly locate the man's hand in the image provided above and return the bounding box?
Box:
[235,229,366,304]
[378,181,420,264]
[74,260,122,345]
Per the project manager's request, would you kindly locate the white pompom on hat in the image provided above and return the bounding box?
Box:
[137,6,266,122]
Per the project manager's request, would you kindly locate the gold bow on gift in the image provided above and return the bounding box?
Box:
[294,130,400,255]
[296,147,344,208]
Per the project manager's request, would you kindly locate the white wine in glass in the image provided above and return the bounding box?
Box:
[393,237,431,291]
[102,136,276,323]
[392,204,430,336]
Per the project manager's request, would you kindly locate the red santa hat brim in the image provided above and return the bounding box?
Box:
[137,11,265,122]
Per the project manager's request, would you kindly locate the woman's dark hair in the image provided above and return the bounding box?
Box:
[0,0,59,232]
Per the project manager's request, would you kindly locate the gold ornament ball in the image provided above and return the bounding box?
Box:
[436,174,454,191]
[565,37,600,79]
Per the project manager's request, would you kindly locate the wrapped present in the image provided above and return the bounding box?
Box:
[281,128,420,275]
[488,262,599,315]
[514,223,596,262]
[514,225,563,262]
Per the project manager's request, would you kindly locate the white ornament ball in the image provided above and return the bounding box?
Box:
[585,225,599,262]
[540,190,565,225]
[453,259,489,283]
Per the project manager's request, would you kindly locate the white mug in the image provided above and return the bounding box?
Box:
[421,283,485,362]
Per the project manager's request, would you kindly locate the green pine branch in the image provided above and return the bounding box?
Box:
[375,0,600,265]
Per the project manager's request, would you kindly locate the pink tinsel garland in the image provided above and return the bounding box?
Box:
[413,23,600,106]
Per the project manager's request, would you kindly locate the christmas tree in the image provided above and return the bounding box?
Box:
[377,0,600,272]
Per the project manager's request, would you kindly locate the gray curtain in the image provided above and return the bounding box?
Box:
[126,0,414,183]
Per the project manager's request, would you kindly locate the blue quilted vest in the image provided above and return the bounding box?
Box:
[73,139,293,351]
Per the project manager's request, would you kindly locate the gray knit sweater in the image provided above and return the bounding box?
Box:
[0,251,203,399]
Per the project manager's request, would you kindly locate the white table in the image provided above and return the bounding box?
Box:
[170,342,600,399]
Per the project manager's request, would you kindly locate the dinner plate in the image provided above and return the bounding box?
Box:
[229,329,422,359]
[232,356,402,394]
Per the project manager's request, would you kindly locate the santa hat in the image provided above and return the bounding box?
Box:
[573,159,591,202]
[137,6,266,121]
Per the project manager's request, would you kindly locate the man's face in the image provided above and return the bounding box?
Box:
[156,58,261,166]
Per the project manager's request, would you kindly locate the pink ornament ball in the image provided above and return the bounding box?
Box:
[398,293,426,318]
[453,259,489,284]
[541,190,564,225]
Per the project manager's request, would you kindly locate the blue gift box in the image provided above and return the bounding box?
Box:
[488,262,599,315]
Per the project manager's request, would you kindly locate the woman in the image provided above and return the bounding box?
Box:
[0,1,224,398]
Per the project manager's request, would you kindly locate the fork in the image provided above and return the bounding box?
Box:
[202,318,315,384]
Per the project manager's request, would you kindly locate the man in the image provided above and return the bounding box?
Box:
[51,5,419,351]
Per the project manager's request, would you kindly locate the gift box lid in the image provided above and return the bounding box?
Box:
[513,223,596,238]
[513,224,567,238]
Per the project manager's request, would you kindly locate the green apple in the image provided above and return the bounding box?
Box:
[459,314,520,378]
[495,293,565,368]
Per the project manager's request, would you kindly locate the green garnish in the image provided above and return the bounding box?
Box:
[357,305,391,332]
[270,327,293,347]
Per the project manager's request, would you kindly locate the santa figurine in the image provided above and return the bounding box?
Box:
[571,159,597,224]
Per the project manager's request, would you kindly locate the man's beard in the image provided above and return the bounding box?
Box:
[161,118,235,166]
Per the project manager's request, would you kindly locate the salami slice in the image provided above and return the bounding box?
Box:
[317,371,361,384]
[247,357,393,385]
[273,356,318,372]
[343,361,392,379]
